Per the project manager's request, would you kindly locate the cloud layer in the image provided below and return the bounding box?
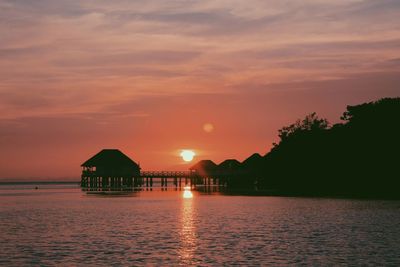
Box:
[1,0,400,178]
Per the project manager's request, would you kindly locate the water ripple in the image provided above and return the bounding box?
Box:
[1,188,400,266]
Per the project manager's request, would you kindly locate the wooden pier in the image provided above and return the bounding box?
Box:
[80,149,237,192]
[81,170,224,191]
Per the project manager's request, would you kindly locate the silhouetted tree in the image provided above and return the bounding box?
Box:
[277,112,329,143]
[258,97,400,198]
[201,97,399,198]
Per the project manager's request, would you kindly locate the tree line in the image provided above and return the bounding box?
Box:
[194,97,400,198]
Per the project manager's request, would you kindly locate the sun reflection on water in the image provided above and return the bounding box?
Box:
[183,186,193,199]
[179,190,196,265]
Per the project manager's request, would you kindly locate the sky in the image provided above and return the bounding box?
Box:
[1,0,400,180]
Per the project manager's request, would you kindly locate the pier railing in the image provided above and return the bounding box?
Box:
[81,169,227,190]
[140,171,193,178]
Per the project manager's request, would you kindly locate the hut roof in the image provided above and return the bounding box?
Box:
[241,153,263,167]
[81,149,140,169]
[189,160,217,171]
[218,159,241,170]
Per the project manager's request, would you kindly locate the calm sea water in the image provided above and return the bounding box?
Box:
[1,183,400,266]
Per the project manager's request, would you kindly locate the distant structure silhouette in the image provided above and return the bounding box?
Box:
[217,159,244,187]
[189,160,221,188]
[241,153,266,189]
[218,159,241,174]
[81,149,141,190]
[189,160,218,177]
[241,153,262,168]
[81,150,214,191]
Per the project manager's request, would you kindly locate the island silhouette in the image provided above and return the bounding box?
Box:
[213,97,400,199]
[81,97,399,199]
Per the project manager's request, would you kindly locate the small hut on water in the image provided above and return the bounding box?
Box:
[189,160,220,186]
[189,160,218,177]
[81,149,141,190]
[218,159,242,176]
[241,153,264,174]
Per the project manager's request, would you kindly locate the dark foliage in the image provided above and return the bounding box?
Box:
[189,98,400,198]
[257,97,400,198]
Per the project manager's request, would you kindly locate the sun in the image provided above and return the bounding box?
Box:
[180,150,195,162]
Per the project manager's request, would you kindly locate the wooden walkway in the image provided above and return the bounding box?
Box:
[140,171,193,178]
[81,170,224,190]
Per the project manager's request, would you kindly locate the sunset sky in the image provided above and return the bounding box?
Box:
[1,0,400,180]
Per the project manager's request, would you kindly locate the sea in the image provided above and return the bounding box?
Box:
[1,182,400,266]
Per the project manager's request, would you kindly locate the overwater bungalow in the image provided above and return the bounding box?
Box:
[241,153,264,173]
[189,159,219,186]
[218,159,242,176]
[81,149,141,190]
[189,160,218,177]
[240,153,265,189]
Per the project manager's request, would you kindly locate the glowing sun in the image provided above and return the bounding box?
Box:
[180,150,195,162]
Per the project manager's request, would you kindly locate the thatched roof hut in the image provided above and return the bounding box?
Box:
[242,153,263,168]
[81,149,140,176]
[218,159,242,175]
[218,159,241,170]
[189,160,218,177]
[241,153,265,176]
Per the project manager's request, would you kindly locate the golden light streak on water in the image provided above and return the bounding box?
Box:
[179,194,196,265]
